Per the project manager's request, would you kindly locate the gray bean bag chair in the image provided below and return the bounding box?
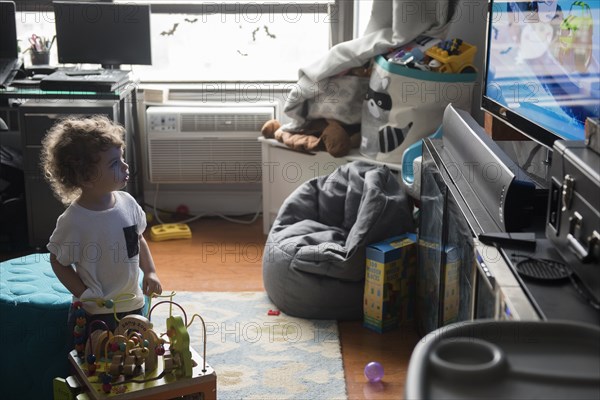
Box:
[263,161,415,320]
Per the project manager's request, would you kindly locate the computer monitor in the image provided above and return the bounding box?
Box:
[53,1,152,69]
[482,0,600,149]
[0,1,18,60]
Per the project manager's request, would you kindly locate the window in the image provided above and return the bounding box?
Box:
[354,0,373,38]
[15,0,358,82]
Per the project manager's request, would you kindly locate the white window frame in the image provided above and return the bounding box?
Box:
[110,0,354,46]
[15,0,356,48]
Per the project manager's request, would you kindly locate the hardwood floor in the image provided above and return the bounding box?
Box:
[147,217,419,400]
[148,217,265,292]
[0,217,418,399]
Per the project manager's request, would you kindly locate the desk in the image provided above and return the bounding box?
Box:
[0,84,139,100]
[0,84,143,248]
[68,347,217,400]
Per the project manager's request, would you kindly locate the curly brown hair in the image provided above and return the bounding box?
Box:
[40,115,126,205]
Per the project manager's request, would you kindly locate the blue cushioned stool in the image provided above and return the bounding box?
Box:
[0,254,72,400]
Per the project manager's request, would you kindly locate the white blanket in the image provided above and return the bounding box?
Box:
[283,0,457,131]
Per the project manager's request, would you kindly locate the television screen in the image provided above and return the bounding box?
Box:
[482,0,600,148]
[53,1,152,68]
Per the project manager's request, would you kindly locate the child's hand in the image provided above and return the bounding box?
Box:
[143,272,162,296]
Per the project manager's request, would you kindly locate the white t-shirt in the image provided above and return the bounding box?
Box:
[47,191,146,315]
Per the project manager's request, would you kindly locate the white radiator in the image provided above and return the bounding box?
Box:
[146,106,274,183]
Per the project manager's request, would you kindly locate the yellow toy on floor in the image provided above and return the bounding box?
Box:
[150,223,192,241]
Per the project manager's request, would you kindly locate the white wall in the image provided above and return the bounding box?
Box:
[447,0,488,125]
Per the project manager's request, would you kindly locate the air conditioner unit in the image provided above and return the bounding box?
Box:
[146,106,274,183]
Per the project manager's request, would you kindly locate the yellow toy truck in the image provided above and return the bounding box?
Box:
[425,39,477,74]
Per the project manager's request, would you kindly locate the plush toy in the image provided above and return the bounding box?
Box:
[261,118,361,158]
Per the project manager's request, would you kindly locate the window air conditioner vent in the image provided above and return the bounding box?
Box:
[180,112,274,132]
[146,106,274,184]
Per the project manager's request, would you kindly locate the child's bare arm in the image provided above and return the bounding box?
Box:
[139,235,162,296]
[50,253,87,298]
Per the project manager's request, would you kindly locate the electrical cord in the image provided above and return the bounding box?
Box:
[150,183,262,226]
[522,143,543,171]
[143,203,174,215]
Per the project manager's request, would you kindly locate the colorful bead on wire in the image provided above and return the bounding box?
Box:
[71,293,137,356]
[72,301,87,355]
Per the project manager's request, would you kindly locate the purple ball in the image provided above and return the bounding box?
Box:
[364,361,384,382]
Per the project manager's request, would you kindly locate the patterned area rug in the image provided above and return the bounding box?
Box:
[149,291,347,400]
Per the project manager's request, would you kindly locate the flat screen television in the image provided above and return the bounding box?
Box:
[482,0,600,149]
[53,1,152,69]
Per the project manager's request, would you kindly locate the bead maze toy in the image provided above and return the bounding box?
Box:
[54,292,216,400]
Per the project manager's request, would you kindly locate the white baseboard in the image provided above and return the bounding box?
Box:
[143,189,262,216]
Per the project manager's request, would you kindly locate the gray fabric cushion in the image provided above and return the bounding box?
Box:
[263,161,415,320]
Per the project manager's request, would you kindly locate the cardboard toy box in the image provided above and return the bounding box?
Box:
[363,233,417,333]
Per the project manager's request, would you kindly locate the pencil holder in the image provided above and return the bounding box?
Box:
[31,50,50,65]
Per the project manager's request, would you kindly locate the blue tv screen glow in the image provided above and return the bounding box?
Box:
[483,0,600,147]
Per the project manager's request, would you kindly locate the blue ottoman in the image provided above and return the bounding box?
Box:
[0,254,72,400]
